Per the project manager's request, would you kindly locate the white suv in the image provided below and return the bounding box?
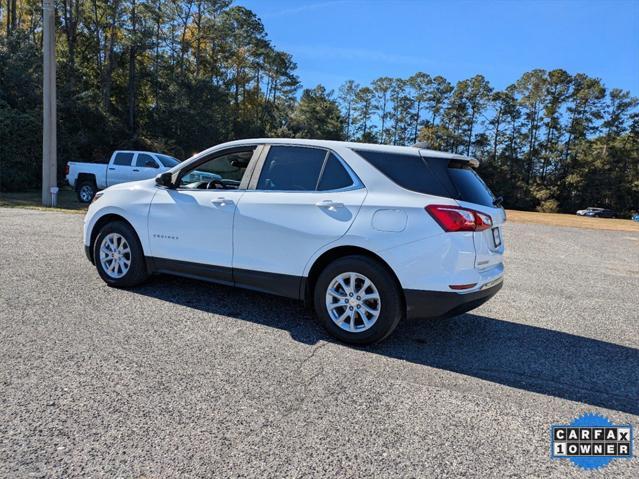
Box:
[84,139,505,344]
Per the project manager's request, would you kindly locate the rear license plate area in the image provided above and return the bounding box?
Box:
[492,227,501,247]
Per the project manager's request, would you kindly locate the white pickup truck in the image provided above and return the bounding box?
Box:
[66,150,180,202]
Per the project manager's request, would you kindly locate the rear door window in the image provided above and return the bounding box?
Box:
[318,153,354,191]
[136,153,159,168]
[257,146,327,191]
[112,152,134,166]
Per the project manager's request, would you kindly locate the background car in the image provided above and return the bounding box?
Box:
[576,207,617,218]
[66,151,180,203]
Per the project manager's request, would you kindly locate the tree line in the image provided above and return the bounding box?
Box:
[335,71,639,214]
[0,1,637,215]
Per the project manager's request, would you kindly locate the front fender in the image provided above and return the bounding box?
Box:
[83,184,157,255]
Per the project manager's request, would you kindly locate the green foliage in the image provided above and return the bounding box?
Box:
[287,86,344,140]
[0,1,637,216]
[336,69,638,216]
[0,0,304,190]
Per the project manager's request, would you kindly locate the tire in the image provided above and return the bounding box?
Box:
[93,221,149,288]
[77,181,96,203]
[313,255,403,345]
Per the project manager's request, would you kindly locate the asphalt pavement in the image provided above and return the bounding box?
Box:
[1,207,638,478]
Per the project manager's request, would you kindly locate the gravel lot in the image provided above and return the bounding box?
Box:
[1,207,638,478]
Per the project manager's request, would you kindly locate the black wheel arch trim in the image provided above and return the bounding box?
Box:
[87,214,141,264]
[302,245,404,307]
[75,173,97,190]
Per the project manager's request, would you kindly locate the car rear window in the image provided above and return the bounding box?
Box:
[353,150,452,197]
[446,164,496,207]
[353,149,496,207]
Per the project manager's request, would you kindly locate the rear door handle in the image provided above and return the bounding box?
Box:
[108,167,115,170]
[211,197,233,206]
[315,200,344,211]
[132,169,139,172]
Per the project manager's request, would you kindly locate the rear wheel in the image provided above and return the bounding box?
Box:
[314,255,403,344]
[93,221,148,288]
[77,181,96,203]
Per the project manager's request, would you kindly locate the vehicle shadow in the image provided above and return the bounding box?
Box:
[133,275,639,416]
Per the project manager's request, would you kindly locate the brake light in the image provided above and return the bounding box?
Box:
[425,204,493,232]
[474,211,493,231]
[65,163,69,175]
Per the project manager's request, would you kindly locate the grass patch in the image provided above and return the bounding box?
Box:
[0,189,87,214]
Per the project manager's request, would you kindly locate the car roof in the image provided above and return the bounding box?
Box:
[210,138,478,164]
[114,150,163,155]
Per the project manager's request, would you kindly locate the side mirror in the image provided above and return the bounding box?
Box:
[156,172,175,188]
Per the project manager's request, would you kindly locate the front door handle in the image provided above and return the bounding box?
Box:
[315,200,344,211]
[211,197,233,206]
[132,168,139,172]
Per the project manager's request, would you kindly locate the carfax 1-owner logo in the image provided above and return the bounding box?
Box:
[551,413,634,470]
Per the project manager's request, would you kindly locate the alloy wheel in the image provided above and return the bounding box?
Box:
[325,272,381,333]
[99,233,131,279]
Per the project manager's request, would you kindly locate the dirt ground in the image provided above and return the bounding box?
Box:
[506,209,639,232]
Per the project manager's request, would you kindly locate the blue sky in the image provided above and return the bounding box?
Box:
[237,0,639,95]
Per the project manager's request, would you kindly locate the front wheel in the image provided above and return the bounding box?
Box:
[314,255,404,345]
[93,221,149,288]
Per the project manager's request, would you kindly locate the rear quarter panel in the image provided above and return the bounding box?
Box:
[300,155,478,292]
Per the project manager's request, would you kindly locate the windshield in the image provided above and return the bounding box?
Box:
[156,154,180,167]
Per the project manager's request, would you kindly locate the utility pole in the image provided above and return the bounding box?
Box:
[42,0,57,206]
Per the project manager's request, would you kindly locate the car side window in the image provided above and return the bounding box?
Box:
[136,153,159,169]
[113,152,134,166]
[178,150,254,190]
[257,146,327,191]
[318,153,354,191]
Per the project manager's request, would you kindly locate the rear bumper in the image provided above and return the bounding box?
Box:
[404,280,503,320]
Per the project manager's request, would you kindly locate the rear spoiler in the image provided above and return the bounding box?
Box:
[411,142,480,168]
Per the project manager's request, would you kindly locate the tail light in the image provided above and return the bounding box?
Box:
[425,204,493,232]
[64,163,69,175]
